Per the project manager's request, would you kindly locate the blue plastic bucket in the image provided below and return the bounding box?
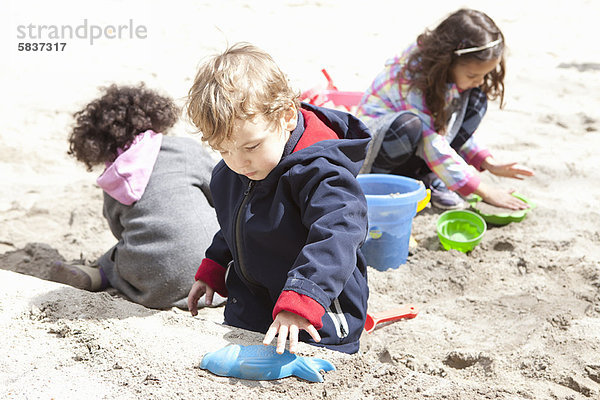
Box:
[357,174,426,270]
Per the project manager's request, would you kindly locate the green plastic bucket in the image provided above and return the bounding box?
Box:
[436,210,487,252]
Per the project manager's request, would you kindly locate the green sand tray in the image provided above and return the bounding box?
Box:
[467,193,536,226]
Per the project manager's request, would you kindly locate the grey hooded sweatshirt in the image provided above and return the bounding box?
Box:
[96,131,219,309]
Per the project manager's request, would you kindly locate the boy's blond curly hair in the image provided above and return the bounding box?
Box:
[186,42,300,149]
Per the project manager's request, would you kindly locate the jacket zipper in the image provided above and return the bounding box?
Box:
[326,298,349,339]
[234,180,262,288]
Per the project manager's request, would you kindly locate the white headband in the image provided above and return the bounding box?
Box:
[454,38,503,56]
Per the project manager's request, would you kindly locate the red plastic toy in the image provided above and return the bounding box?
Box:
[300,69,364,111]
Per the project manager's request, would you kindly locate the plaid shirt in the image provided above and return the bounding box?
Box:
[356,43,491,196]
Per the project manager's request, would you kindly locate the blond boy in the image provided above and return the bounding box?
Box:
[186,43,371,354]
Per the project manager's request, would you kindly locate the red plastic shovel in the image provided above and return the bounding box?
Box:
[364,304,419,333]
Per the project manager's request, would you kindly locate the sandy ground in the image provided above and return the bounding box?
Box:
[1,1,600,399]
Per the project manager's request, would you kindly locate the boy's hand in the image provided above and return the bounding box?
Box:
[187,280,215,316]
[475,182,529,210]
[263,310,321,354]
[482,158,534,180]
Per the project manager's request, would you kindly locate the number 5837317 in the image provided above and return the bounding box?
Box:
[18,42,66,51]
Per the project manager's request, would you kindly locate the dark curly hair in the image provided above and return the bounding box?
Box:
[68,83,179,170]
[402,9,505,133]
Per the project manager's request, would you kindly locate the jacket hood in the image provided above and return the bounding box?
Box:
[96,130,162,205]
[277,103,371,177]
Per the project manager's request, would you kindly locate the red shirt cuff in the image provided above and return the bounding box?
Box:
[469,150,492,171]
[456,174,481,197]
[195,258,228,297]
[273,290,325,330]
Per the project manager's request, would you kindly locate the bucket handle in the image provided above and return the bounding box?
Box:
[416,188,431,213]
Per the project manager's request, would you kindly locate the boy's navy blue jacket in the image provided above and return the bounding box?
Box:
[195,103,371,354]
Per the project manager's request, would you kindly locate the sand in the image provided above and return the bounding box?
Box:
[1,1,599,399]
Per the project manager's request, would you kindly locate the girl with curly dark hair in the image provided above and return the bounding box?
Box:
[357,9,534,210]
[51,84,221,309]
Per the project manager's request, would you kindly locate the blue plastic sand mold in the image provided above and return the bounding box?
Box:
[200,344,335,382]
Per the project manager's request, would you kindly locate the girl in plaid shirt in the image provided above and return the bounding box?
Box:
[357,9,534,210]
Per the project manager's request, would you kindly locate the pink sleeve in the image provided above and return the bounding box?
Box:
[459,136,492,171]
[421,129,480,196]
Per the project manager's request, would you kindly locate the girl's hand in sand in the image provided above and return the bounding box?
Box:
[482,158,534,180]
[475,182,529,210]
[263,310,321,354]
[187,280,215,316]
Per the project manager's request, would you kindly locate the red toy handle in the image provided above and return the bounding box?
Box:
[364,304,418,333]
[321,68,338,91]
